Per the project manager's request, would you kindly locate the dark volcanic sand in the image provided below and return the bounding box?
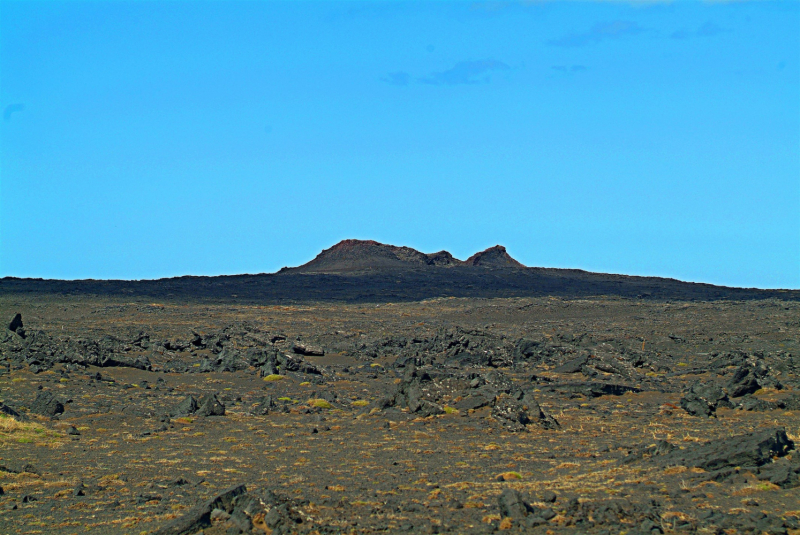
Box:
[1,294,799,534]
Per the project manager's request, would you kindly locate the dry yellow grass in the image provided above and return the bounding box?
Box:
[0,414,62,446]
[0,413,28,432]
[732,481,780,495]
[554,462,581,469]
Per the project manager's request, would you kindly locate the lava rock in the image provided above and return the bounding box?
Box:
[250,395,276,416]
[757,460,800,489]
[30,391,64,417]
[0,462,39,475]
[681,381,734,417]
[173,396,199,417]
[541,491,557,503]
[782,395,800,411]
[738,396,780,412]
[680,391,715,417]
[525,398,560,430]
[8,313,23,332]
[662,427,794,471]
[624,439,675,463]
[492,398,532,430]
[454,393,494,411]
[497,488,532,520]
[292,342,324,356]
[513,338,542,361]
[196,394,226,417]
[728,367,761,398]
[152,484,247,535]
[554,355,589,374]
[0,402,25,421]
[210,508,231,523]
[382,363,443,416]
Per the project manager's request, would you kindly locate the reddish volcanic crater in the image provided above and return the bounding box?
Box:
[289,239,525,273]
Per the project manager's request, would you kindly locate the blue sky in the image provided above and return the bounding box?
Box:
[1,0,798,288]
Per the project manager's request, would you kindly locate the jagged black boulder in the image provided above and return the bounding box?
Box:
[739,396,780,412]
[553,355,589,374]
[728,366,761,398]
[662,427,794,471]
[30,391,64,417]
[152,484,247,535]
[492,397,532,430]
[173,396,198,417]
[524,398,560,430]
[454,392,494,411]
[491,393,558,431]
[681,391,715,417]
[292,342,324,356]
[379,364,444,416]
[757,458,800,489]
[8,313,22,332]
[513,338,542,361]
[250,395,276,415]
[680,382,733,417]
[196,394,225,417]
[497,488,533,519]
[0,402,25,421]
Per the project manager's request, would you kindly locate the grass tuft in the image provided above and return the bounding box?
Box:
[1,414,61,447]
[263,374,284,382]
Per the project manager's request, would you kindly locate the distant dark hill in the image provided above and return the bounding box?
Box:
[465,245,525,268]
[288,239,524,273]
[289,239,448,273]
[2,240,798,303]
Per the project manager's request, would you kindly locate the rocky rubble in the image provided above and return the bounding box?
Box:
[661,427,794,471]
[152,484,308,535]
[172,394,226,418]
[379,364,559,430]
[0,315,326,381]
[679,355,788,417]
[2,297,799,535]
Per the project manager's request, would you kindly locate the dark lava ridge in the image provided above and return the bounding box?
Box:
[287,240,522,273]
[2,239,798,303]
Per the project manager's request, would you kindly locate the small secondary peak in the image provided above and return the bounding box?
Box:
[465,245,525,268]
